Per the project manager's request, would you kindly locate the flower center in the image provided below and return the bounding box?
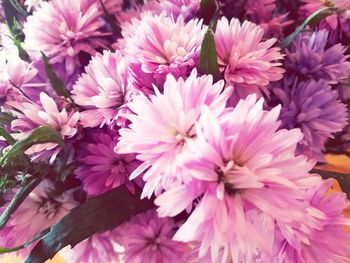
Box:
[216,160,243,196]
[38,199,59,219]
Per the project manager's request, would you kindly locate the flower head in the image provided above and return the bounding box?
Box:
[0,180,79,255]
[272,79,348,160]
[155,95,318,262]
[247,0,292,38]
[117,209,190,263]
[285,30,350,84]
[157,0,200,20]
[214,17,284,97]
[72,50,130,128]
[23,0,110,73]
[122,12,205,91]
[10,92,80,162]
[75,128,140,196]
[265,179,350,263]
[117,70,232,198]
[61,231,122,263]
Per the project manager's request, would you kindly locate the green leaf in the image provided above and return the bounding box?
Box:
[312,169,350,199]
[200,0,217,24]
[0,177,41,229]
[281,7,337,48]
[0,126,65,166]
[25,185,154,263]
[0,127,16,145]
[199,29,220,79]
[9,0,27,17]
[0,112,16,126]
[0,228,49,254]
[41,52,73,100]
[13,37,30,62]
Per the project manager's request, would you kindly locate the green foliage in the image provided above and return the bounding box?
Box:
[0,126,65,166]
[199,29,220,80]
[0,228,50,254]
[41,52,73,101]
[0,127,15,145]
[25,185,154,263]
[0,177,41,229]
[281,7,337,48]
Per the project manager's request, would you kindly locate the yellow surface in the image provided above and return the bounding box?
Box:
[1,155,350,263]
[1,254,65,263]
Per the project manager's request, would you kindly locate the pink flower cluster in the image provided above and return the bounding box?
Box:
[0,0,349,262]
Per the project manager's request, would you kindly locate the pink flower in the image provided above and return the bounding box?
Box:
[122,12,205,91]
[214,17,284,102]
[0,180,79,256]
[116,70,232,198]
[23,0,110,74]
[157,0,200,20]
[10,92,80,162]
[262,179,350,263]
[75,128,141,196]
[72,50,130,128]
[155,95,318,262]
[247,0,292,38]
[24,0,43,11]
[61,231,121,263]
[117,209,190,263]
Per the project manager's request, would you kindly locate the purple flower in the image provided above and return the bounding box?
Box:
[0,180,79,256]
[117,209,191,263]
[72,50,131,128]
[271,79,348,160]
[75,128,141,196]
[285,30,350,84]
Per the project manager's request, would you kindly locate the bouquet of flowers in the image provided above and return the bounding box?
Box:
[0,0,350,262]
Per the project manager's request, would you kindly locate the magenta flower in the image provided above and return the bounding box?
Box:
[155,95,318,262]
[272,79,348,160]
[285,30,350,84]
[23,0,110,73]
[116,70,232,198]
[10,92,80,162]
[117,209,190,263]
[0,180,79,256]
[247,0,292,38]
[75,128,141,196]
[214,17,284,100]
[61,231,121,263]
[264,179,350,263]
[72,50,130,128]
[122,12,205,91]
